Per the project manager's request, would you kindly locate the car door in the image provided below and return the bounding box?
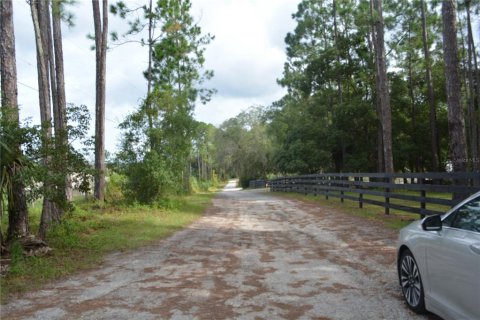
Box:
[426,196,480,319]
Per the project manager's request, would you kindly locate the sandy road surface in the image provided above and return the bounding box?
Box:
[2,181,438,320]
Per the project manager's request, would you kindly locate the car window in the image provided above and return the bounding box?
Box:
[443,196,480,233]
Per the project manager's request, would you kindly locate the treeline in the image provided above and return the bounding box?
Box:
[214,0,480,187]
[0,0,216,248]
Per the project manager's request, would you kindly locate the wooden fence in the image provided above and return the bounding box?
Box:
[269,172,480,217]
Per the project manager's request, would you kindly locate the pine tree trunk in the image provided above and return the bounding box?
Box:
[368,0,383,173]
[30,0,51,131]
[45,4,58,135]
[0,0,30,242]
[31,0,60,240]
[198,154,201,180]
[93,0,108,202]
[442,0,467,173]
[407,25,419,172]
[470,23,480,182]
[45,1,66,219]
[52,2,72,201]
[442,0,468,200]
[421,0,440,172]
[333,0,342,104]
[465,0,479,173]
[372,0,393,173]
[146,0,154,150]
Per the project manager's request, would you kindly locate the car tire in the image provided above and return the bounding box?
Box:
[398,249,426,313]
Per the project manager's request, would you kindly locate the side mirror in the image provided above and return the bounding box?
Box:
[422,215,442,231]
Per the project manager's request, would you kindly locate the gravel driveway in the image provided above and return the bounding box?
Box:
[2,181,439,320]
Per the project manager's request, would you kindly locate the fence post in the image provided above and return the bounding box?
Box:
[420,178,426,218]
[358,176,363,208]
[340,175,344,203]
[304,177,308,195]
[385,175,390,215]
[325,176,329,200]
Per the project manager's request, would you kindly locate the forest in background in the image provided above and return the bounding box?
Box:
[214,0,480,188]
[1,0,480,247]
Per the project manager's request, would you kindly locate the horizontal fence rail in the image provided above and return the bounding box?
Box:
[269,172,480,217]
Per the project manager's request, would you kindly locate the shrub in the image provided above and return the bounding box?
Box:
[189,176,212,193]
[105,172,125,203]
[122,151,176,204]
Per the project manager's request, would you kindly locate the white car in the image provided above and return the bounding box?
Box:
[397,191,480,320]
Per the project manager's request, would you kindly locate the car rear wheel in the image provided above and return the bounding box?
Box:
[399,249,426,313]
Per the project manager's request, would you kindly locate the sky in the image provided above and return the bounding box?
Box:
[12,0,299,153]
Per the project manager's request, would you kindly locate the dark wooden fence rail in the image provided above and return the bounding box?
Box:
[269,172,480,217]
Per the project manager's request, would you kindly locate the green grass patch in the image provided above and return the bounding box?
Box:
[0,190,218,302]
[342,190,452,214]
[271,191,438,230]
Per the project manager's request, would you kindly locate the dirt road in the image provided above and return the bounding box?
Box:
[2,181,436,319]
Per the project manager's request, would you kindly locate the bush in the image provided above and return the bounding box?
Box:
[189,176,212,192]
[105,172,125,203]
[122,151,176,204]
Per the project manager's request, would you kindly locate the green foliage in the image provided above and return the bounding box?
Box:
[189,176,215,193]
[1,103,92,239]
[8,241,26,275]
[263,0,468,175]
[214,106,273,186]
[121,151,176,204]
[114,0,215,204]
[191,122,217,182]
[0,111,26,217]
[268,97,336,173]
[20,104,94,209]
[105,171,125,203]
[269,0,382,174]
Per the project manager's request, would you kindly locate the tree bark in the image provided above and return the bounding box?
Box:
[31,0,51,131]
[465,0,479,173]
[31,0,61,240]
[93,0,108,202]
[146,0,155,150]
[421,0,440,172]
[442,0,468,174]
[44,0,66,220]
[1,0,30,241]
[372,0,393,173]
[407,24,419,172]
[368,0,383,173]
[52,1,72,201]
[442,0,468,201]
[45,3,58,135]
[469,18,480,180]
[333,0,342,105]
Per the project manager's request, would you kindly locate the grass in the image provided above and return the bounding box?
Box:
[270,191,450,230]
[0,190,219,302]
[343,189,452,214]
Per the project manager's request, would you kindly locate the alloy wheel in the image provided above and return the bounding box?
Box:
[400,254,422,308]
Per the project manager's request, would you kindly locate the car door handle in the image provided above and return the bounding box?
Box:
[470,243,480,255]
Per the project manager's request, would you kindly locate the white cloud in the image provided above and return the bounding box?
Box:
[12,0,299,152]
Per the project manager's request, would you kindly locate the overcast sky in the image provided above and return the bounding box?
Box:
[12,0,299,153]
